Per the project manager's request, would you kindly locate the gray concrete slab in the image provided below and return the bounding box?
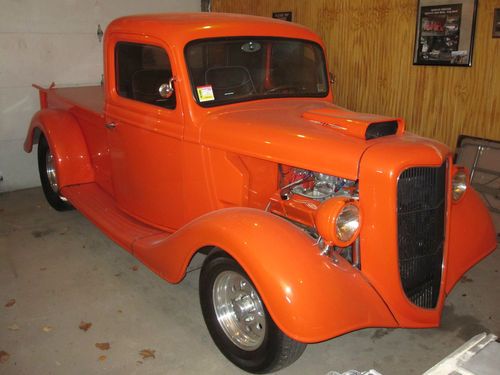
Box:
[0,187,499,375]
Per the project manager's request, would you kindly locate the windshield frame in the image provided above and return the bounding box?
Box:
[184,36,330,108]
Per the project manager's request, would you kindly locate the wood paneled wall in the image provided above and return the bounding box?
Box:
[212,0,500,147]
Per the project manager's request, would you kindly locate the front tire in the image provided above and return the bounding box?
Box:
[199,251,306,373]
[37,135,73,211]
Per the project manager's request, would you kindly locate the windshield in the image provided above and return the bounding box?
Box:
[185,38,328,107]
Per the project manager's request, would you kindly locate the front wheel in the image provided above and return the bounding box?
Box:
[199,252,306,373]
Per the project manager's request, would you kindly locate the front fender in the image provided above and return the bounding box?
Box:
[133,208,397,343]
[445,188,497,293]
[24,109,94,188]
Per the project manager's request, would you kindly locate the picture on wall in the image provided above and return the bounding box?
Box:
[414,0,477,66]
[272,11,292,22]
[494,8,500,38]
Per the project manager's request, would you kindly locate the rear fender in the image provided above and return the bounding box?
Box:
[24,109,94,188]
[133,208,397,343]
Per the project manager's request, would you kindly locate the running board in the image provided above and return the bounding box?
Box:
[61,183,166,251]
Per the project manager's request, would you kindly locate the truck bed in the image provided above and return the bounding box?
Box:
[41,85,104,116]
[34,84,110,193]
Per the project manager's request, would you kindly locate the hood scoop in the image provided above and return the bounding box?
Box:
[302,107,404,140]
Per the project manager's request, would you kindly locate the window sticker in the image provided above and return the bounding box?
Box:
[196,85,215,102]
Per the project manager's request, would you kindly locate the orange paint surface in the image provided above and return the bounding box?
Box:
[24,13,496,343]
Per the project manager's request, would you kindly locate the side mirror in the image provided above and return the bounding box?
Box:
[159,77,176,99]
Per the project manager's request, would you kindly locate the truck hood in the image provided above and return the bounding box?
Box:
[199,100,403,180]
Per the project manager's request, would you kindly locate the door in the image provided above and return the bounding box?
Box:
[105,35,184,230]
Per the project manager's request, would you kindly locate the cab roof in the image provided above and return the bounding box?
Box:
[107,12,324,48]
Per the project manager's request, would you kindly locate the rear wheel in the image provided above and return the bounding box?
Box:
[37,135,73,211]
[199,251,306,373]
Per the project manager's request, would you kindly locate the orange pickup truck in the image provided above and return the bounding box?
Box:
[24,13,496,373]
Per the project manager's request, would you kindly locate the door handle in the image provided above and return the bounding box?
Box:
[105,122,117,129]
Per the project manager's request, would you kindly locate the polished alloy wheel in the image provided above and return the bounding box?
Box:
[200,253,307,372]
[37,135,72,211]
[45,152,58,193]
[212,270,266,350]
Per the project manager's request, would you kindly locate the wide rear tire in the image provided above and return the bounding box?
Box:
[199,251,306,373]
[37,135,73,211]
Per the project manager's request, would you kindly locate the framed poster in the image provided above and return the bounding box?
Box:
[494,8,500,38]
[272,12,292,22]
[413,0,477,66]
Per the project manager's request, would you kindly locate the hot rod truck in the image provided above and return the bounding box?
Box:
[24,13,496,373]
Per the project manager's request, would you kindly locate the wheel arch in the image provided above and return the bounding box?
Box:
[25,109,94,188]
[133,207,397,343]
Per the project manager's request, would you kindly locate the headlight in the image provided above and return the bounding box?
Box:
[452,169,467,201]
[336,204,360,242]
[315,197,361,246]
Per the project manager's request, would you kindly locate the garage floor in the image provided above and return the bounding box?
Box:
[1,187,499,375]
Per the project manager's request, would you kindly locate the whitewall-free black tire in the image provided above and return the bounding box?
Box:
[37,135,73,211]
[199,251,306,373]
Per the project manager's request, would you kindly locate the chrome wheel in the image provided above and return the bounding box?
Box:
[212,270,266,351]
[37,135,72,211]
[200,253,307,372]
[45,152,58,193]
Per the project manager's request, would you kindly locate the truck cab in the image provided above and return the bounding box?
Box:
[102,14,336,230]
[24,13,496,373]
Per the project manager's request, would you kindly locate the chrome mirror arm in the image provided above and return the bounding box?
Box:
[159,77,176,98]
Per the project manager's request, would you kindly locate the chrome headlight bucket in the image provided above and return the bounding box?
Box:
[452,168,468,201]
[336,204,360,242]
[315,197,361,247]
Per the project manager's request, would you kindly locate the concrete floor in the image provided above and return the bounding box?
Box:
[1,187,499,375]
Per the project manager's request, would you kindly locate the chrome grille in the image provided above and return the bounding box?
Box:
[397,163,446,308]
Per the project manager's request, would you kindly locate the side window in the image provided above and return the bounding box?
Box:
[115,42,176,109]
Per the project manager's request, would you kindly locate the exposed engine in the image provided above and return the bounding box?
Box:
[279,166,358,201]
[271,165,360,267]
